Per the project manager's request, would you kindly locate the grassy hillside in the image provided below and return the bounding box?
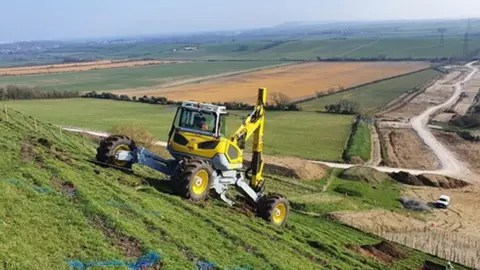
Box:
[0,99,354,161]
[0,109,468,269]
[300,69,442,114]
[0,61,286,92]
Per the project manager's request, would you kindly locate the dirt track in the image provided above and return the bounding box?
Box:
[410,61,478,182]
[0,60,185,76]
[433,131,480,175]
[116,61,429,104]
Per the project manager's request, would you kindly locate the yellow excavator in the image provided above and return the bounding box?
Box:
[95,88,290,226]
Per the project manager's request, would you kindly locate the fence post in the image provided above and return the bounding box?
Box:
[59,126,63,140]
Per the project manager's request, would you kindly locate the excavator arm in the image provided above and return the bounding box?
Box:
[229,88,267,191]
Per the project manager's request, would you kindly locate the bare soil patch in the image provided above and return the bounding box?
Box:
[20,141,36,162]
[347,240,406,264]
[378,128,439,170]
[0,60,185,76]
[433,130,480,175]
[243,153,327,180]
[117,61,429,104]
[51,177,77,195]
[89,215,142,258]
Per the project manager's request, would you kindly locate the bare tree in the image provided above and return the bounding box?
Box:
[270,92,292,106]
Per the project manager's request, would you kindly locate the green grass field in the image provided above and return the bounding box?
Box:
[1,99,354,161]
[0,110,467,269]
[3,36,480,68]
[344,121,371,162]
[300,69,443,114]
[0,61,286,92]
[131,38,480,60]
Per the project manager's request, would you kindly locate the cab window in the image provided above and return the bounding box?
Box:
[176,108,217,133]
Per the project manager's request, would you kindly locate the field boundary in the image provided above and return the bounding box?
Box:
[341,117,360,163]
[375,74,444,116]
[293,66,435,105]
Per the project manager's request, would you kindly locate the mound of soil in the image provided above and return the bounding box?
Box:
[339,166,392,184]
[347,240,406,264]
[243,154,327,180]
[388,171,469,189]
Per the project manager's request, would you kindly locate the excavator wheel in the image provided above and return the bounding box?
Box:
[257,194,290,227]
[175,158,213,202]
[96,135,137,169]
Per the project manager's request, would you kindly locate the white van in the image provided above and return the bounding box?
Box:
[436,195,451,208]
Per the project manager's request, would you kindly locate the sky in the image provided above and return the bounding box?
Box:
[2,0,480,41]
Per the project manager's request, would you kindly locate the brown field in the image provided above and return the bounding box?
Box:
[378,128,440,170]
[0,60,186,76]
[116,61,430,104]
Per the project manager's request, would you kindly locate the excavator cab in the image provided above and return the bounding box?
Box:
[168,101,226,139]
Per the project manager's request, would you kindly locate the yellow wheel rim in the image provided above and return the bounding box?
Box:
[113,144,130,167]
[191,169,209,195]
[272,203,287,224]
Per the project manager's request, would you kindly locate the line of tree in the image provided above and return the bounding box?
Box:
[81,91,300,111]
[324,100,360,115]
[0,85,79,100]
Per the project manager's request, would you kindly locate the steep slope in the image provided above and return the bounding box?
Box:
[0,109,468,270]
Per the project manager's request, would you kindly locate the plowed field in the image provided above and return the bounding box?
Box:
[0,60,185,76]
[117,61,430,104]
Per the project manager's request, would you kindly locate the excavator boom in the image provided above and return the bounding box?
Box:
[229,88,266,190]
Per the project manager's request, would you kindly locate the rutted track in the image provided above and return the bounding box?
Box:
[61,62,479,183]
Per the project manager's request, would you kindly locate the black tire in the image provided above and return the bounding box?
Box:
[174,158,213,202]
[257,194,290,227]
[96,135,136,169]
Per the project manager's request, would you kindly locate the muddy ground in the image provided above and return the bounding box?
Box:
[378,128,439,170]
[433,131,480,175]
